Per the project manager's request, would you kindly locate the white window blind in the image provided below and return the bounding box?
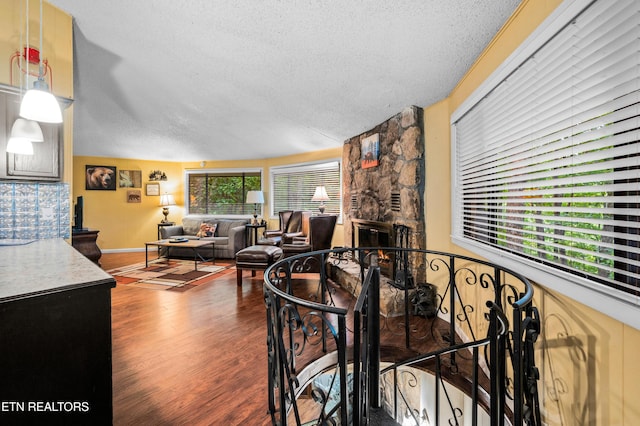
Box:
[453,0,640,297]
[271,161,341,216]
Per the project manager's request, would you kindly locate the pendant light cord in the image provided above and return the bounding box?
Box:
[39,0,43,80]
[25,0,29,88]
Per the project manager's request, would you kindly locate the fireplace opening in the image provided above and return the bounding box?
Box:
[352,219,395,278]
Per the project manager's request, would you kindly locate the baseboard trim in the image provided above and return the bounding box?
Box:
[102,247,157,254]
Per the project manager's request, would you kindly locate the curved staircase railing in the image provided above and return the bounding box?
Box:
[263,247,541,426]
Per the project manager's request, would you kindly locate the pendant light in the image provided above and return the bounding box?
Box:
[19,0,62,124]
[7,0,43,155]
[9,118,43,142]
[6,137,34,155]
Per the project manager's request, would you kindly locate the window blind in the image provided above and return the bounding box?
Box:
[271,161,341,216]
[453,0,640,296]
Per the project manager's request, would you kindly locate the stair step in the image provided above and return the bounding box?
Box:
[369,407,400,426]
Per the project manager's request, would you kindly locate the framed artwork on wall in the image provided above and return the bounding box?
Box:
[146,182,160,196]
[85,165,117,190]
[361,133,380,169]
[127,190,141,203]
[119,170,142,188]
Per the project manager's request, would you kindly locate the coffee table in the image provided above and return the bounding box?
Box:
[145,239,215,271]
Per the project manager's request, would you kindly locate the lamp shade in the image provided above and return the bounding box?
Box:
[311,186,329,201]
[159,194,176,206]
[246,190,264,204]
[6,138,34,155]
[10,118,44,142]
[20,80,63,123]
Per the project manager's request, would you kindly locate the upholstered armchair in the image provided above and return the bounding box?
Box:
[259,210,293,245]
[260,210,313,246]
[281,211,312,244]
[282,214,337,259]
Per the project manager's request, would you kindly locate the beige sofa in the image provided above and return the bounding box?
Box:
[159,215,249,259]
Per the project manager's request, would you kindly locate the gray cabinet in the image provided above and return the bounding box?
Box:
[0,90,63,182]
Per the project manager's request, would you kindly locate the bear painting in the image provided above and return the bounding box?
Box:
[86,165,117,190]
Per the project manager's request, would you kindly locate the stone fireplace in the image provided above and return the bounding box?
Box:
[327,106,426,315]
[343,106,425,278]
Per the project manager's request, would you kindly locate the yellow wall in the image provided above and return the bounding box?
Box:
[424,0,640,424]
[75,146,344,251]
[73,157,185,250]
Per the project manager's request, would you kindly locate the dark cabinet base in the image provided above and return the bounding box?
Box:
[72,229,102,266]
[0,284,113,425]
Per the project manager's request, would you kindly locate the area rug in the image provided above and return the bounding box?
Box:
[108,259,232,292]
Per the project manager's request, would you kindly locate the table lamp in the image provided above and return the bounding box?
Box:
[159,193,176,223]
[246,190,264,223]
[311,186,329,214]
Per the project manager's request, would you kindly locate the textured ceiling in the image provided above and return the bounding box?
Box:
[47,0,521,162]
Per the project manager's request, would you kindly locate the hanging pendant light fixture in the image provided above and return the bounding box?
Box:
[19,0,62,124]
[6,137,34,155]
[9,118,43,142]
[7,0,44,155]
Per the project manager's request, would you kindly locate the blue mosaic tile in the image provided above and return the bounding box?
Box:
[0,182,71,240]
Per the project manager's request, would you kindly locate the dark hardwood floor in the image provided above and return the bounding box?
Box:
[104,252,463,425]
[105,252,272,425]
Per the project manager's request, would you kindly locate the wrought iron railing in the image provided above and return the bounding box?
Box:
[263,247,541,426]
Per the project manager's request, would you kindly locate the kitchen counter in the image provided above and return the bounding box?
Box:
[0,238,113,301]
[0,238,116,424]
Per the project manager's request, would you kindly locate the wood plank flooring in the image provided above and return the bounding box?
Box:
[104,252,468,425]
[106,252,272,425]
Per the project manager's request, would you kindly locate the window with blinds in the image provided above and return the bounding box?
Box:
[187,170,262,215]
[452,0,640,297]
[270,161,341,217]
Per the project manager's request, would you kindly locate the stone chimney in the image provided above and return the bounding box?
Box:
[342,106,425,251]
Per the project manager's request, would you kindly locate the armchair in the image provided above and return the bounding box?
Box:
[259,210,293,245]
[259,210,313,246]
[281,211,312,244]
[282,214,337,261]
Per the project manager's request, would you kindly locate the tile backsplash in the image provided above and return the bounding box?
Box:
[0,182,70,240]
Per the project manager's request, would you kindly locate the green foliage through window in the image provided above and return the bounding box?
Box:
[188,171,261,215]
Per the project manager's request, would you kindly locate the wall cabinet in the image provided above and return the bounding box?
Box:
[0,89,63,182]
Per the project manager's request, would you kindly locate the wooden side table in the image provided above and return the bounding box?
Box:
[157,222,175,239]
[72,228,102,266]
[245,223,266,246]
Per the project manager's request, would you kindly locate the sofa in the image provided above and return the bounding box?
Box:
[159,215,250,259]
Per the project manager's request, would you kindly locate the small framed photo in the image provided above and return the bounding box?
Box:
[146,182,160,196]
[361,133,380,169]
[127,190,141,203]
[119,170,142,188]
[86,165,117,190]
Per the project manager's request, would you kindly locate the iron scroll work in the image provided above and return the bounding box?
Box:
[263,246,541,426]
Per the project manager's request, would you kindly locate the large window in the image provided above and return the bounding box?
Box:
[187,169,261,215]
[270,161,341,218]
[452,0,640,318]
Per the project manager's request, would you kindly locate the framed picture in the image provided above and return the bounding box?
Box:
[127,190,141,203]
[86,165,117,190]
[361,133,380,169]
[119,170,142,188]
[146,182,160,196]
